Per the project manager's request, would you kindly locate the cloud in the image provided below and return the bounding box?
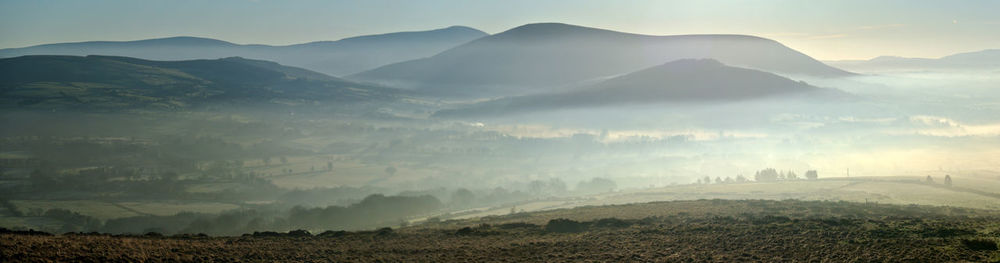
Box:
[897,115,1000,137]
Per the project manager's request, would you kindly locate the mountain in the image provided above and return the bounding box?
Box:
[827,49,1000,72]
[351,23,853,97]
[433,59,844,118]
[0,26,488,76]
[0,55,400,110]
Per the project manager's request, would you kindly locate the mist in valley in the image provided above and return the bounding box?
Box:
[1,6,999,245]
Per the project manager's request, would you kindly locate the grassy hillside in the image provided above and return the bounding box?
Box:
[0,55,400,111]
[2,199,998,262]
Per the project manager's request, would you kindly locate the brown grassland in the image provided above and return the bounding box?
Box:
[3,199,1000,262]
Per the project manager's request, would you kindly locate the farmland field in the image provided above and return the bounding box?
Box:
[438,177,1000,222]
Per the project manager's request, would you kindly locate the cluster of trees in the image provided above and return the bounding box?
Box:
[925,175,953,186]
[14,194,443,236]
[697,169,819,184]
[575,177,618,194]
[287,194,441,231]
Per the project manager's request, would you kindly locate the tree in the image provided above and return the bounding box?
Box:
[944,175,952,187]
[451,188,475,207]
[158,171,180,182]
[528,180,546,196]
[703,176,711,185]
[736,174,748,183]
[384,166,397,176]
[280,156,288,165]
[715,177,723,184]
[755,168,780,182]
[805,170,819,180]
[925,175,934,184]
[327,162,333,171]
[786,171,799,180]
[577,177,617,193]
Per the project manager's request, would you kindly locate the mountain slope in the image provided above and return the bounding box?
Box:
[434,59,844,118]
[0,55,400,110]
[0,26,488,76]
[351,23,852,96]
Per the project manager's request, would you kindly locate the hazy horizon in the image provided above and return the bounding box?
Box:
[2,2,999,261]
[2,0,999,60]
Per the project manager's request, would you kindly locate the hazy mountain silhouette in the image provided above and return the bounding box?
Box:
[0,55,400,110]
[434,59,846,118]
[351,23,852,96]
[0,26,487,76]
[827,49,1000,71]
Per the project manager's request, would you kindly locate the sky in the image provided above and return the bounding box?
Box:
[1,0,998,60]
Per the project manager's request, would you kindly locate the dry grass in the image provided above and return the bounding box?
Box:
[3,199,999,262]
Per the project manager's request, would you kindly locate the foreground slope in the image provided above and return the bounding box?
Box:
[0,26,488,76]
[435,59,845,117]
[3,200,997,262]
[0,55,400,110]
[352,23,852,96]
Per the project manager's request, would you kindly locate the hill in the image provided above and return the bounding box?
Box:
[0,26,488,76]
[3,199,997,262]
[351,23,853,96]
[0,55,400,110]
[434,59,845,118]
[827,49,1000,72]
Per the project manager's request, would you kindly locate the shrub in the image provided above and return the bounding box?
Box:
[455,227,475,235]
[545,218,587,233]
[375,227,393,236]
[287,229,311,237]
[251,231,282,237]
[498,222,539,229]
[961,239,998,251]
[318,230,347,237]
[592,218,633,228]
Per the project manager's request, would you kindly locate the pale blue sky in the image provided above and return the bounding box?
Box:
[1,0,998,59]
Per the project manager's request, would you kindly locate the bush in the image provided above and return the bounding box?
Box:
[287,229,311,237]
[592,218,633,228]
[251,231,282,237]
[0,227,52,236]
[545,218,587,233]
[455,227,475,235]
[961,239,998,251]
[375,227,393,236]
[318,230,347,237]
[497,222,539,229]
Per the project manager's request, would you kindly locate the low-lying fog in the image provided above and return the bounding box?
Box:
[2,66,999,235]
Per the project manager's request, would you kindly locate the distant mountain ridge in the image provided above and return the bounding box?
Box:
[0,26,488,76]
[0,55,400,110]
[352,23,853,97]
[826,49,1000,71]
[434,59,846,118]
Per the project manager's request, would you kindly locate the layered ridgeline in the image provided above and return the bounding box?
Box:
[434,59,847,118]
[351,23,853,96]
[827,49,1000,72]
[0,55,401,110]
[0,26,487,76]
